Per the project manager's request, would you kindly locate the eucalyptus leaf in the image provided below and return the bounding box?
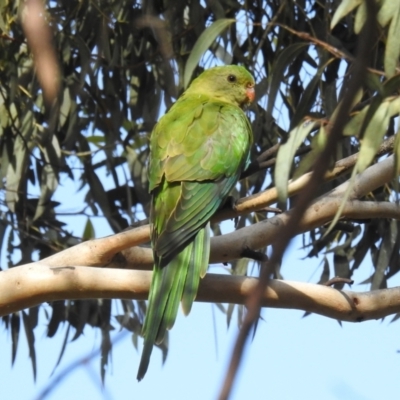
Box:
[354,1,367,33]
[377,0,399,27]
[183,18,235,88]
[267,43,309,117]
[331,0,363,29]
[384,5,400,78]
[356,101,391,172]
[83,218,95,240]
[275,121,317,202]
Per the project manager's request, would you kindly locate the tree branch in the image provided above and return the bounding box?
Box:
[1,264,399,323]
[216,138,395,222]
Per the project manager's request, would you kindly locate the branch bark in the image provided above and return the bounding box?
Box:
[1,264,400,322]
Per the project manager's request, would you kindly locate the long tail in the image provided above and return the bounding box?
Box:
[136,223,210,380]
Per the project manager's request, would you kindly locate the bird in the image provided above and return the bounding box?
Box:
[137,65,255,380]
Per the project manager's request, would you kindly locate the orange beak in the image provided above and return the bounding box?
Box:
[246,84,255,103]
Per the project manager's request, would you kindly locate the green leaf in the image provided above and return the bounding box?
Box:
[344,95,400,140]
[87,135,106,146]
[331,0,363,29]
[293,125,327,179]
[115,315,141,333]
[71,301,91,341]
[83,218,95,240]
[47,301,65,338]
[100,328,111,383]
[22,311,37,381]
[324,167,357,236]
[0,139,10,189]
[11,313,20,366]
[33,164,59,221]
[371,220,396,290]
[5,136,28,212]
[183,18,235,88]
[354,1,367,33]
[394,125,400,178]
[51,324,71,375]
[383,74,400,95]
[267,43,309,117]
[317,257,330,285]
[384,5,400,77]
[377,0,399,27]
[275,121,317,202]
[59,88,71,128]
[351,224,374,273]
[333,253,350,289]
[356,101,391,172]
[290,60,332,129]
[84,165,122,232]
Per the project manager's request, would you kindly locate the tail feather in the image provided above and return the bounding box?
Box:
[137,225,210,381]
[181,223,210,315]
[200,223,210,278]
[137,262,174,381]
[156,244,191,340]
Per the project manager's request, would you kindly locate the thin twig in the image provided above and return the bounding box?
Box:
[273,22,384,77]
[241,144,311,179]
[323,277,354,287]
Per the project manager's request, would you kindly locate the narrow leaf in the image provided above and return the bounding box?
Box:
[318,257,330,284]
[371,221,395,290]
[51,324,71,375]
[294,125,327,179]
[22,311,37,381]
[394,125,400,178]
[354,1,367,33]
[275,121,317,202]
[11,313,20,365]
[100,328,111,383]
[267,43,309,116]
[183,19,235,88]
[83,218,95,240]
[33,164,58,221]
[356,101,391,172]
[384,5,400,78]
[331,0,363,29]
[333,253,350,289]
[377,0,399,27]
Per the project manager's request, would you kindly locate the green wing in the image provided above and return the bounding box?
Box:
[137,94,252,380]
[148,94,252,190]
[148,94,252,262]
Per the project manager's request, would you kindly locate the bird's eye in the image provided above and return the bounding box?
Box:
[227,74,237,83]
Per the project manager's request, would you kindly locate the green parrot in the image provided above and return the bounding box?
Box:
[137,65,255,380]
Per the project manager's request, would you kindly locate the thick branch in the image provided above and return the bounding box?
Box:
[210,199,400,264]
[1,264,399,323]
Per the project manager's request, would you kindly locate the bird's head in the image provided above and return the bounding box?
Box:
[186,65,255,108]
